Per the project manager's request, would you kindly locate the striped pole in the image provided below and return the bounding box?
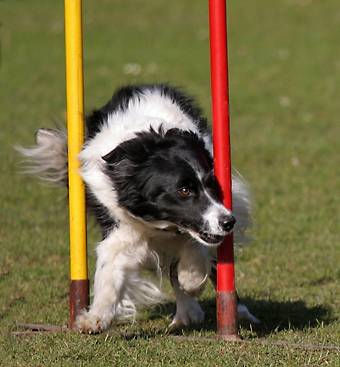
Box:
[64,0,89,329]
[208,0,239,339]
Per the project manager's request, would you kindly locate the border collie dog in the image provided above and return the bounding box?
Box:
[19,84,258,333]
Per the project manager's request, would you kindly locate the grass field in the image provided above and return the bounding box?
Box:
[1,0,340,365]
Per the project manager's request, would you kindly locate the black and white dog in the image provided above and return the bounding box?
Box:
[19,84,258,333]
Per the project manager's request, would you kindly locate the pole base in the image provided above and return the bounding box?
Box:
[217,334,242,341]
[216,290,240,340]
[69,279,89,329]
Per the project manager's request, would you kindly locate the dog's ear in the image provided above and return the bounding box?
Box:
[102,130,165,165]
[102,138,150,165]
[102,146,124,164]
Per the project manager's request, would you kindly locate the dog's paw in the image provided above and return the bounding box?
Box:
[169,298,205,329]
[75,311,106,334]
[237,303,260,325]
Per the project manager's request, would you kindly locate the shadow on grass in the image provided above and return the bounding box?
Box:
[142,297,334,338]
[237,297,334,337]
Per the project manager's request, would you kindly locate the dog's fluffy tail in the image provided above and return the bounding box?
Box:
[16,128,68,186]
[232,172,252,244]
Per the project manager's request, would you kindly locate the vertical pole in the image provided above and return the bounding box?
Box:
[64,0,89,329]
[208,0,239,339]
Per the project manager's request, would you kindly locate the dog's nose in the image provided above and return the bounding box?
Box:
[219,215,236,232]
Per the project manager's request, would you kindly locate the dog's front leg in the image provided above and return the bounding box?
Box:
[76,231,143,334]
[75,250,126,333]
[169,261,205,329]
[168,243,211,328]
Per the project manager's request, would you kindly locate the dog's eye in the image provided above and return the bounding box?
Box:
[177,187,191,198]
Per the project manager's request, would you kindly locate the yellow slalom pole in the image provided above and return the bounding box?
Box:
[64,0,89,329]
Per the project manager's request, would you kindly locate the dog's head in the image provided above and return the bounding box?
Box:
[102,127,235,247]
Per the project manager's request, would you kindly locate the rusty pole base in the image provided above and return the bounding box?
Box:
[69,279,89,329]
[216,290,242,341]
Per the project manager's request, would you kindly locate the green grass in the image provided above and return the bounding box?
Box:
[1,0,340,365]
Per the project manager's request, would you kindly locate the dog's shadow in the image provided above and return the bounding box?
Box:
[146,297,333,337]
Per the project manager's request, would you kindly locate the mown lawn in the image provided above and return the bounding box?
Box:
[1,0,339,366]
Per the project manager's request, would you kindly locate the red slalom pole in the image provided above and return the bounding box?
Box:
[209,0,239,339]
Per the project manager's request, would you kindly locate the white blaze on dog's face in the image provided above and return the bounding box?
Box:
[187,189,235,246]
[102,128,236,247]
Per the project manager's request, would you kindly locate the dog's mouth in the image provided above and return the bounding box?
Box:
[198,232,225,245]
[148,221,227,247]
[181,228,226,247]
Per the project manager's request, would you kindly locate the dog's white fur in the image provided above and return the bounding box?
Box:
[19,88,258,333]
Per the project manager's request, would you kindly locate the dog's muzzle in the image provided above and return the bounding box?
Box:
[199,215,236,245]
